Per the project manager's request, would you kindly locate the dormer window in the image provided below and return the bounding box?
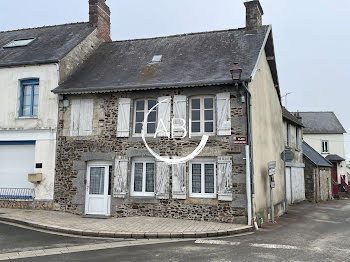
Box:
[3,38,35,48]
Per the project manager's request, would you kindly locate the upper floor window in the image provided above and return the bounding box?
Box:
[295,127,300,149]
[20,79,39,117]
[190,97,215,135]
[130,158,155,197]
[322,140,329,153]
[286,123,291,147]
[189,161,216,198]
[134,99,157,135]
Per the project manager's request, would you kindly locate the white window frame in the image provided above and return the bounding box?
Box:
[286,123,291,147]
[189,96,215,137]
[130,158,156,197]
[322,140,329,154]
[189,160,216,198]
[295,127,300,150]
[133,99,157,137]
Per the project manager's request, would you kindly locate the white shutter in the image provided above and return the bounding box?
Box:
[113,156,129,198]
[156,160,170,199]
[173,95,187,138]
[216,93,231,136]
[157,96,171,137]
[172,160,187,199]
[78,99,94,136]
[117,98,131,137]
[70,99,81,136]
[217,156,233,201]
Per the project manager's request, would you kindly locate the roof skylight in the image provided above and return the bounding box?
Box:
[3,38,35,48]
[151,55,162,63]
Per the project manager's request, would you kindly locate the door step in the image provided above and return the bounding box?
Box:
[82,215,111,219]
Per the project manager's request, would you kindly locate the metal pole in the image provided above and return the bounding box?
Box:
[270,181,274,222]
[245,145,252,226]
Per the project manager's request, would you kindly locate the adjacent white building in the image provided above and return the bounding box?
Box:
[296,112,347,191]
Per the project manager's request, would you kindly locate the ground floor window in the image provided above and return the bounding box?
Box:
[189,161,216,198]
[131,158,155,196]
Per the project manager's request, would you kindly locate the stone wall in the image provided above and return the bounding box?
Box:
[0,200,53,210]
[304,156,316,202]
[54,86,248,223]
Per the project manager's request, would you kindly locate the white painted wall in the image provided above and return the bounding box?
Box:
[0,64,59,200]
[304,134,347,183]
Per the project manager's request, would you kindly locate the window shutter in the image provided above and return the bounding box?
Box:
[70,99,81,136]
[217,156,233,201]
[216,93,231,136]
[117,98,131,137]
[113,156,128,198]
[172,160,187,199]
[173,95,187,138]
[157,96,171,137]
[156,160,170,199]
[78,99,94,136]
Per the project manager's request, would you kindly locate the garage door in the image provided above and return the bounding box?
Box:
[0,142,35,192]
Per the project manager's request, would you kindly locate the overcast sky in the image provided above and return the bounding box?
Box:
[1,0,350,158]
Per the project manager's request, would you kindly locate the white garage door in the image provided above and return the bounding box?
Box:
[0,143,35,189]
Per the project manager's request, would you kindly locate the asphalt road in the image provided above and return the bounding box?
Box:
[2,199,350,261]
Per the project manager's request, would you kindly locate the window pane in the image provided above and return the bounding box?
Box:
[145,163,155,192]
[34,85,39,96]
[22,106,31,116]
[192,110,200,121]
[192,164,201,193]
[134,163,143,192]
[23,95,31,106]
[89,167,105,195]
[33,94,39,106]
[192,122,200,133]
[205,122,214,133]
[191,99,200,109]
[204,164,215,193]
[148,100,157,110]
[32,106,38,116]
[135,123,142,134]
[136,100,145,111]
[136,112,144,122]
[204,98,213,109]
[147,123,156,134]
[204,110,213,121]
[23,86,32,96]
[147,111,156,122]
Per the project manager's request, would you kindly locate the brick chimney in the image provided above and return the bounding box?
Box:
[89,0,111,42]
[244,0,264,33]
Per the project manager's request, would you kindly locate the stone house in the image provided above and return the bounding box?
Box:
[296,112,347,195]
[282,107,305,204]
[303,141,333,202]
[52,0,286,223]
[0,0,111,208]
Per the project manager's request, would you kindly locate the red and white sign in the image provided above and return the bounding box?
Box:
[233,136,247,145]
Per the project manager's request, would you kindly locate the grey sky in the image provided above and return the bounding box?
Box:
[1,0,350,158]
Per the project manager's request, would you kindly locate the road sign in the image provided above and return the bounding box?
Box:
[281,150,294,162]
[233,136,247,145]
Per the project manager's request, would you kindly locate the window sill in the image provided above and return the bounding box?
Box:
[189,194,216,199]
[16,116,38,120]
[124,197,158,204]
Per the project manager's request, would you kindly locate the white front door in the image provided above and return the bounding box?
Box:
[85,164,111,216]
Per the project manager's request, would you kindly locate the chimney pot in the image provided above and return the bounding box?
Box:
[89,0,111,42]
[244,0,264,33]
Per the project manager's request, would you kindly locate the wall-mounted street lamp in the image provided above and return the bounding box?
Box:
[230,62,243,83]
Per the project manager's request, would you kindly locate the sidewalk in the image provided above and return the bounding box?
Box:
[0,208,252,239]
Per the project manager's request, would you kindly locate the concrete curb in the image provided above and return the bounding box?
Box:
[0,216,254,239]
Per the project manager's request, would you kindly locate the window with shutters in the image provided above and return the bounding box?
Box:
[322,140,329,153]
[130,158,155,196]
[190,96,215,136]
[189,160,216,198]
[133,99,157,136]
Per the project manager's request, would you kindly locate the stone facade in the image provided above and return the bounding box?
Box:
[0,200,53,210]
[54,86,248,223]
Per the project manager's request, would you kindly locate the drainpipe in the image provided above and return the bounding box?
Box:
[241,81,256,227]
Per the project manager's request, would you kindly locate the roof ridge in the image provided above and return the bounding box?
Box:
[0,22,89,34]
[109,26,267,43]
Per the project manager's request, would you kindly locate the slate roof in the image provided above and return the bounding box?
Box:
[0,23,95,67]
[303,141,333,167]
[297,112,346,134]
[282,107,303,127]
[53,25,277,94]
[325,154,345,162]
